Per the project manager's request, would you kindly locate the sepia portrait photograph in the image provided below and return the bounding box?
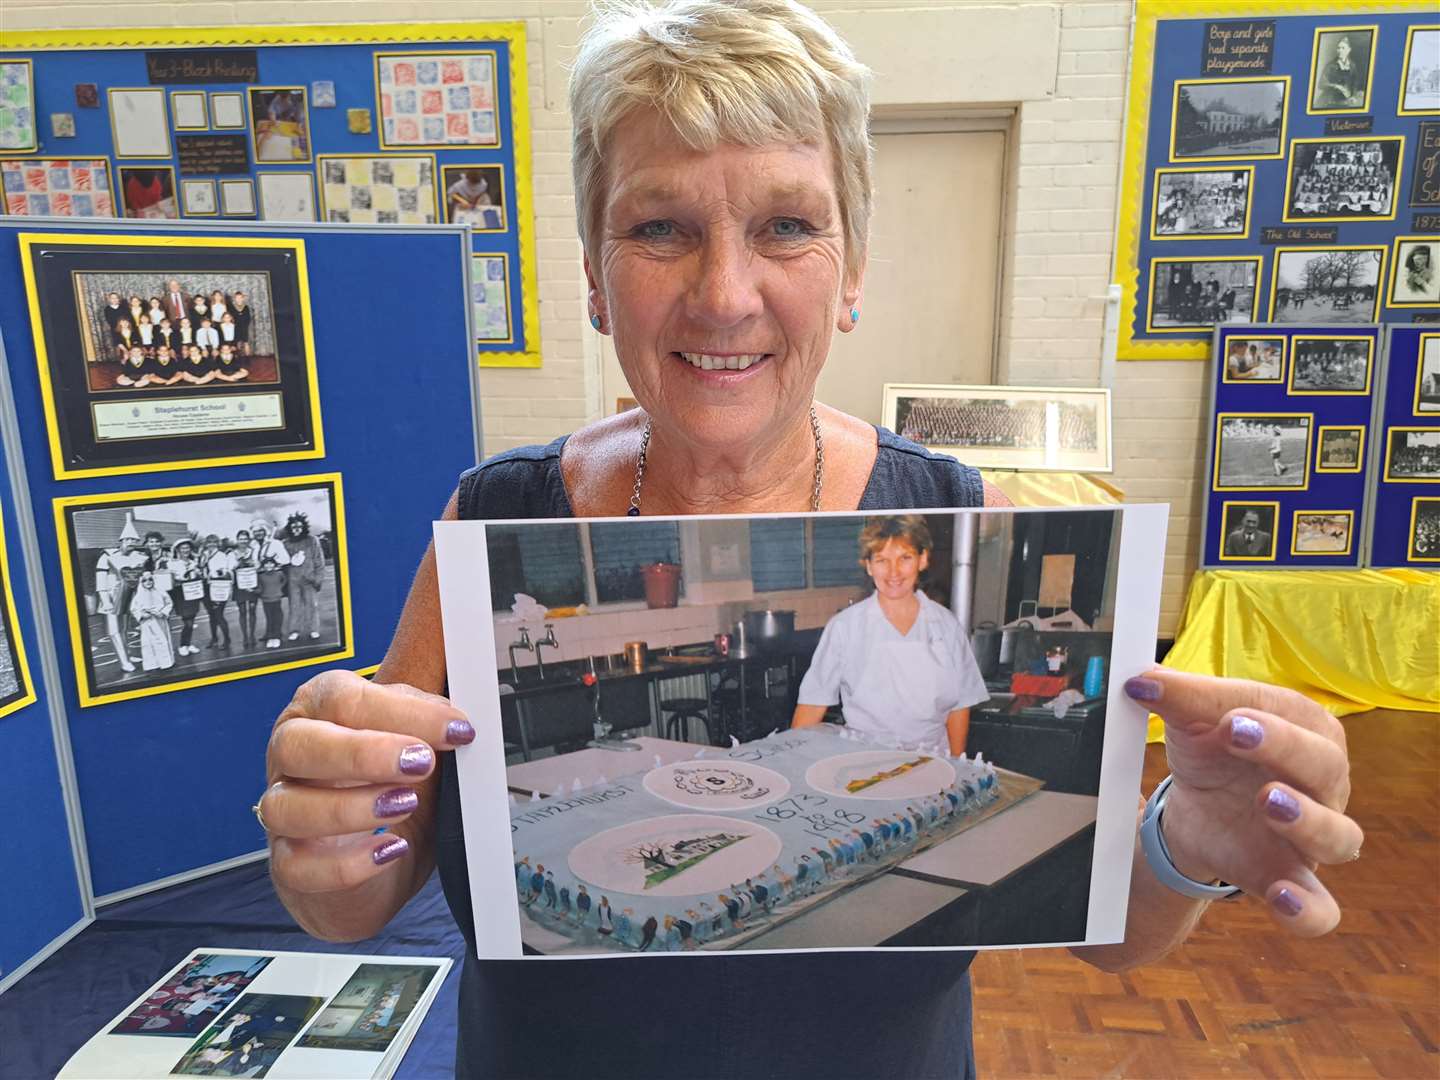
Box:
[1307,27,1375,113]
[1389,239,1440,306]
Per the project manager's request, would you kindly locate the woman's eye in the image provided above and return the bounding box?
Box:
[772,218,808,237]
[637,220,675,239]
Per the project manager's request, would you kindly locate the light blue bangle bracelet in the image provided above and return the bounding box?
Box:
[1140,775,1243,900]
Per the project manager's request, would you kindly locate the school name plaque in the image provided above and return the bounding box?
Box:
[90,393,284,443]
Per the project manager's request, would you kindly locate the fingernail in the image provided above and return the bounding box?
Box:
[1230,714,1264,749]
[1265,788,1301,823]
[1124,676,1162,702]
[374,787,419,818]
[372,836,409,866]
[398,744,433,775]
[446,718,476,746]
[1271,887,1303,917]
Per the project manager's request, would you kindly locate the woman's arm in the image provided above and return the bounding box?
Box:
[945,708,969,756]
[790,704,828,728]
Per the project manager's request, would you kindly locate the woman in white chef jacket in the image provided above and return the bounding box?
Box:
[791,515,988,755]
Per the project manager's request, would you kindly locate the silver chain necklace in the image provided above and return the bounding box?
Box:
[628,405,824,516]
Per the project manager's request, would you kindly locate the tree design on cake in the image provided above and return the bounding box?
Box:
[625,831,749,890]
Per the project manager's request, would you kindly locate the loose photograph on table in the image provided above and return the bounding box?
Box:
[881,384,1111,472]
[1282,138,1401,222]
[1218,501,1279,561]
[1221,335,1284,383]
[1307,26,1375,113]
[170,992,324,1078]
[19,233,323,476]
[248,87,311,163]
[1315,425,1365,473]
[1150,166,1252,239]
[1170,77,1287,160]
[1291,511,1353,556]
[1214,414,1312,491]
[109,953,273,1037]
[436,505,1166,957]
[1389,238,1439,306]
[1385,427,1440,481]
[1399,26,1440,115]
[1287,336,1373,395]
[54,474,351,707]
[442,163,505,229]
[1146,257,1260,332]
[117,166,178,220]
[1269,246,1384,323]
[1416,334,1440,413]
[1411,498,1440,561]
[2,158,115,217]
[295,963,441,1052]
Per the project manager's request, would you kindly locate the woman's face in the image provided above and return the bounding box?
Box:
[589,110,861,451]
[864,538,927,602]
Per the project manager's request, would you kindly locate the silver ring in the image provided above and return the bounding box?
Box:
[251,792,269,833]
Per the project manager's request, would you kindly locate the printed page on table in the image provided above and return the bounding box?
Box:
[435,504,1166,959]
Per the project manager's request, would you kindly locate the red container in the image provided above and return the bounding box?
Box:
[1011,672,1071,697]
[641,563,681,609]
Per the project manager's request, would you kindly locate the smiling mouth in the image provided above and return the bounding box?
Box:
[675,352,770,372]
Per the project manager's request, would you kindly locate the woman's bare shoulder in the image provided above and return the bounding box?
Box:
[560,410,647,516]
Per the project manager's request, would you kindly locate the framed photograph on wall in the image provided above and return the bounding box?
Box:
[1416,333,1440,414]
[1399,25,1440,116]
[53,473,352,707]
[1170,77,1288,160]
[1384,427,1440,482]
[1269,246,1384,323]
[0,508,37,720]
[441,163,505,230]
[1217,501,1280,561]
[1286,336,1374,395]
[1290,511,1354,556]
[1307,26,1376,114]
[1222,335,1285,383]
[1213,413,1313,491]
[18,232,324,479]
[1281,137,1402,223]
[117,166,179,220]
[1411,497,1440,561]
[1146,256,1261,332]
[1150,166,1253,240]
[1315,425,1365,473]
[248,87,311,163]
[1388,237,1440,307]
[881,384,1112,472]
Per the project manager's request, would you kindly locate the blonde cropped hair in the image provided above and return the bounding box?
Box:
[570,0,873,277]
[858,515,933,561]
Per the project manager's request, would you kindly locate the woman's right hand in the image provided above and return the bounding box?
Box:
[262,669,474,915]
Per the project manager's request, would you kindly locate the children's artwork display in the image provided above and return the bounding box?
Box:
[1116,4,1437,362]
[1369,325,1440,565]
[20,232,323,478]
[472,253,512,344]
[1,23,540,366]
[53,473,351,707]
[1201,322,1382,568]
[59,948,450,1079]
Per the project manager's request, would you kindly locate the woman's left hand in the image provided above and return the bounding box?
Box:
[1126,667,1361,936]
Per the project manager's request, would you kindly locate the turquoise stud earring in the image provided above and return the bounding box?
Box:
[590,314,602,330]
[850,308,860,325]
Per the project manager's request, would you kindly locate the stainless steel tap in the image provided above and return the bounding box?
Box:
[535,623,560,680]
[508,626,533,682]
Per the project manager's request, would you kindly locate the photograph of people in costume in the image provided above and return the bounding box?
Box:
[77,274,276,392]
[485,509,1120,953]
[62,482,346,698]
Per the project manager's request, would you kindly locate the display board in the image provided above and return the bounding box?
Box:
[1115,2,1437,361]
[0,22,540,367]
[1200,322,1382,568]
[1369,325,1440,565]
[0,217,479,900]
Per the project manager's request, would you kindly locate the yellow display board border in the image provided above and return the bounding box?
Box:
[0,506,39,721]
[1115,0,1432,362]
[52,472,355,707]
[3,22,542,369]
[18,231,325,481]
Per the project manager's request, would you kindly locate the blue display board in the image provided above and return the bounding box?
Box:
[1116,3,1437,361]
[1370,325,1440,565]
[1201,322,1382,568]
[0,218,478,899]
[0,22,540,367]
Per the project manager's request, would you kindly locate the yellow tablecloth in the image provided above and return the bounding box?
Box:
[1149,569,1440,740]
[980,470,1123,506]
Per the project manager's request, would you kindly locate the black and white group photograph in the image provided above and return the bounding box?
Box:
[1307,27,1375,112]
[1171,78,1286,159]
[1401,27,1440,114]
[1417,335,1440,413]
[1282,138,1401,221]
[1389,240,1439,307]
[1215,414,1312,490]
[1288,336,1373,394]
[1151,167,1252,238]
[1411,498,1440,561]
[1270,247,1384,324]
[1317,426,1364,473]
[1219,502,1278,560]
[1223,336,1283,383]
[1385,428,1440,481]
[57,479,349,705]
[1291,511,1353,556]
[1148,258,1259,330]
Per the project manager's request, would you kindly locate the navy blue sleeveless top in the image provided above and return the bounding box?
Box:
[437,426,984,1079]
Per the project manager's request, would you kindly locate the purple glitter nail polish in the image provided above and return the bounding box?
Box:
[1123,676,1162,702]
[1230,714,1264,750]
[372,836,410,866]
[1265,788,1301,822]
[398,744,433,775]
[374,787,419,818]
[1271,887,1303,917]
[446,718,476,745]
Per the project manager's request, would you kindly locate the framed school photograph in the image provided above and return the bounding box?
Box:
[18,232,324,479]
[1269,246,1384,323]
[316,153,438,224]
[881,384,1112,472]
[441,163,505,230]
[1170,77,1287,161]
[117,166,178,220]
[2,158,116,217]
[1213,414,1312,491]
[1281,138,1402,223]
[1416,333,1440,414]
[1287,336,1373,395]
[1389,238,1440,307]
[1315,425,1365,473]
[53,473,352,707]
[1291,511,1353,556]
[1217,501,1279,561]
[1411,498,1440,561]
[1221,335,1284,383]
[1146,257,1261,332]
[0,59,39,154]
[1399,26,1440,115]
[0,509,37,721]
[1307,26,1375,113]
[248,87,311,163]
[1384,428,1440,482]
[374,50,499,149]
[1150,166,1253,240]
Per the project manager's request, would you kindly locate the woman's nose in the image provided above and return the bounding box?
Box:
[687,236,764,328]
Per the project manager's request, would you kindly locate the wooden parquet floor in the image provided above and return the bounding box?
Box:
[971,708,1439,1079]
